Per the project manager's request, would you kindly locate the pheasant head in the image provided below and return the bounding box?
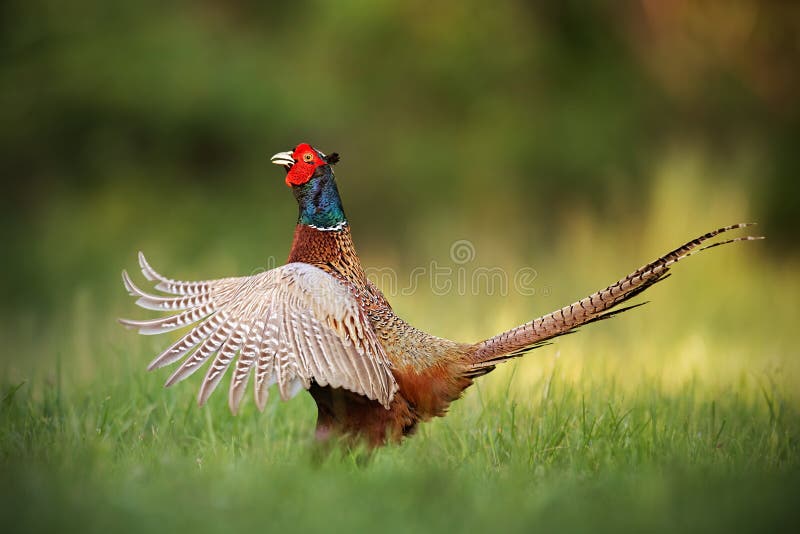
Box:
[270,142,340,187]
[271,143,346,230]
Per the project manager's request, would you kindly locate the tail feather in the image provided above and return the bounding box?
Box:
[467,223,763,370]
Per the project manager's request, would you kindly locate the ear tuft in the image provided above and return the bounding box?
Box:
[324,152,340,165]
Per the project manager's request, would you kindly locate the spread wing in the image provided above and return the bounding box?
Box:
[120,253,398,413]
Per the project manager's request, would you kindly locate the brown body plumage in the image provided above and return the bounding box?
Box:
[120,143,763,448]
[288,224,474,444]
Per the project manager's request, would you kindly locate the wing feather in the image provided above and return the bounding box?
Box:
[122,270,211,311]
[228,314,266,414]
[163,316,236,387]
[308,320,341,386]
[320,325,361,393]
[198,318,250,406]
[121,258,398,410]
[147,311,225,370]
[118,302,216,335]
[138,252,214,296]
[254,305,279,411]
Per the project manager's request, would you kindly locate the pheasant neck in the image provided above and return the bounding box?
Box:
[292,165,347,231]
[287,224,366,287]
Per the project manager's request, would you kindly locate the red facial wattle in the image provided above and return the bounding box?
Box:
[285,163,313,187]
[284,143,325,187]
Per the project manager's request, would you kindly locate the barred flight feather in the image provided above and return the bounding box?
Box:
[118,301,217,335]
[164,315,238,387]
[122,270,212,312]
[147,311,227,370]
[120,256,398,412]
[198,298,262,406]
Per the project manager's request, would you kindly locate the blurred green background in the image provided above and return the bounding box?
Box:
[2,0,798,320]
[1,1,799,532]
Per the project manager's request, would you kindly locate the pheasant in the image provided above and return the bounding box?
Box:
[120,142,762,447]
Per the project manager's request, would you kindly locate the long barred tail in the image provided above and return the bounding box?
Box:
[467,223,763,371]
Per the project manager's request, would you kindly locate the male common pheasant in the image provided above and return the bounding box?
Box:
[120,143,762,447]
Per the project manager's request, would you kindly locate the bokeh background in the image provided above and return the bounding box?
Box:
[2,0,798,322]
[1,1,799,532]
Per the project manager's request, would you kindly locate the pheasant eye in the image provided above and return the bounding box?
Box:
[303,153,314,163]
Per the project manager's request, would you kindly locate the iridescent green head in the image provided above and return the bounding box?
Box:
[271,143,346,231]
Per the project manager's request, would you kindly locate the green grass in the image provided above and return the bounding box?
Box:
[2,358,798,533]
[3,276,799,534]
[2,166,799,533]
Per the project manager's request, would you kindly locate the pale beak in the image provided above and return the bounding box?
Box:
[270,150,295,168]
